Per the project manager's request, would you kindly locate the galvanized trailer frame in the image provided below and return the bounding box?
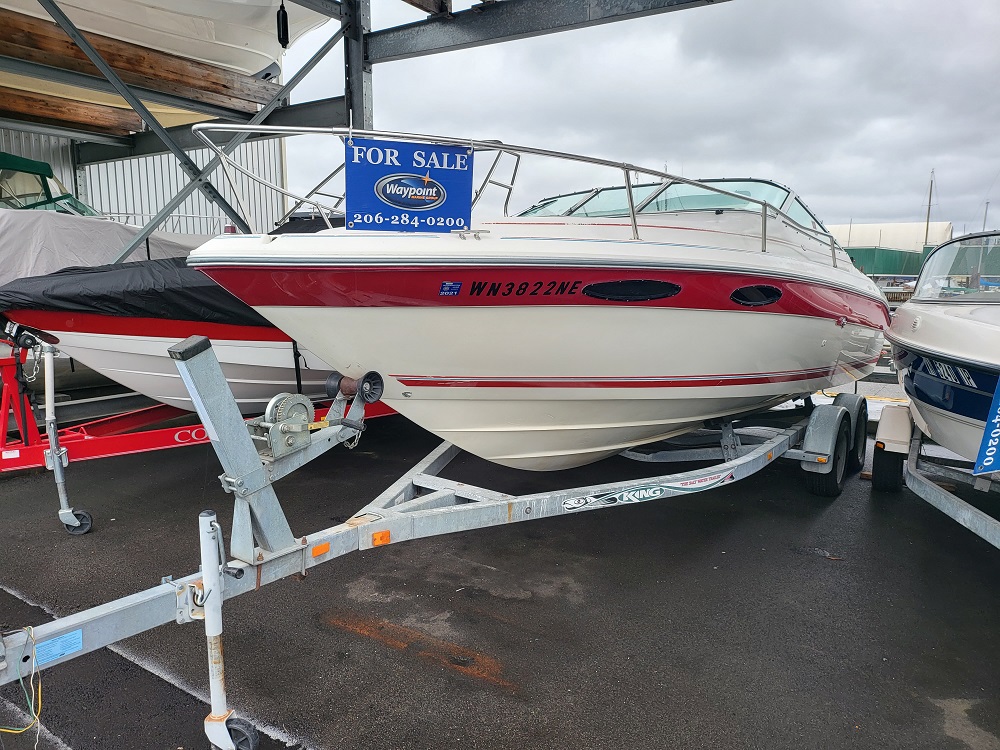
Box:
[0,337,863,749]
[874,403,1000,550]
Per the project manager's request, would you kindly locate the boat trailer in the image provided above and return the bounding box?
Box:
[0,328,391,535]
[872,405,1000,549]
[0,336,869,749]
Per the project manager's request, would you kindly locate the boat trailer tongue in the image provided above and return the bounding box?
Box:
[0,334,867,750]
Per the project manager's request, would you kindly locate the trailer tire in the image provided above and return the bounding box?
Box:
[871,445,904,492]
[805,418,850,498]
[847,400,868,473]
[64,510,92,535]
[212,718,260,750]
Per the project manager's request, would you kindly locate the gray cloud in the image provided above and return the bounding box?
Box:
[283,0,1000,233]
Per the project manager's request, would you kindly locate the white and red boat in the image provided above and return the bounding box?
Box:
[0,258,339,415]
[189,131,890,470]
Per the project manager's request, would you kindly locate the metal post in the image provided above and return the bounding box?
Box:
[760,204,768,252]
[168,336,296,561]
[113,23,350,262]
[344,0,373,128]
[36,0,252,236]
[623,168,640,241]
[41,346,75,527]
[199,510,236,750]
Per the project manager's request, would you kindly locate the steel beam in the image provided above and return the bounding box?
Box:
[112,23,348,262]
[367,0,731,63]
[76,97,348,165]
[0,116,129,147]
[288,0,344,19]
[343,0,373,128]
[35,0,252,234]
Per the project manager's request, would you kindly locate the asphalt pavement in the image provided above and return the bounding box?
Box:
[2,413,1000,750]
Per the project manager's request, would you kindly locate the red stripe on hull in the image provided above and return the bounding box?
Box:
[5,310,290,342]
[391,355,879,389]
[200,266,889,330]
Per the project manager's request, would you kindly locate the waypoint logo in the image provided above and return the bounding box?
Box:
[374,173,447,211]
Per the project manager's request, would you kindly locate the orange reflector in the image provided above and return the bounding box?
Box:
[311,542,331,558]
[875,441,885,450]
[372,530,391,547]
[767,451,773,461]
[817,456,828,464]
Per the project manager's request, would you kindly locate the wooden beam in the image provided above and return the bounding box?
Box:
[0,84,143,136]
[0,9,280,115]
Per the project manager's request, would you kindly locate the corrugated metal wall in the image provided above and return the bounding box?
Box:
[1,128,285,236]
[85,139,285,235]
[0,130,77,189]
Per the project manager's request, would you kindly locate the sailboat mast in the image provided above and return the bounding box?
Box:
[923,169,934,247]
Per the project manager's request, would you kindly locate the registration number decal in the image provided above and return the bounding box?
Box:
[467,280,582,298]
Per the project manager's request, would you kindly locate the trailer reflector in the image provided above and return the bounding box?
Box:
[372,530,391,546]
[311,542,331,557]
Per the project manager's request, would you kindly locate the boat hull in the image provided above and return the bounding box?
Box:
[193,218,888,470]
[249,304,882,470]
[4,311,338,415]
[889,302,1000,460]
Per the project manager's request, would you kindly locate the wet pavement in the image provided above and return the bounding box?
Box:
[2,412,1000,750]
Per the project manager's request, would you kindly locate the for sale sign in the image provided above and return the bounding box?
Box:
[345,138,474,233]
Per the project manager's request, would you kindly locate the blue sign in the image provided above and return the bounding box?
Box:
[974,380,1000,475]
[35,629,83,666]
[345,138,474,233]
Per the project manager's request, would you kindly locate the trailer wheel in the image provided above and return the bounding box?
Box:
[64,510,93,535]
[871,445,904,492]
[805,418,850,498]
[212,718,260,750]
[847,400,868,473]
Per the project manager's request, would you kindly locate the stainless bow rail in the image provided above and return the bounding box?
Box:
[191,123,845,265]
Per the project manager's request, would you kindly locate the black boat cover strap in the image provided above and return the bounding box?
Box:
[0,257,271,327]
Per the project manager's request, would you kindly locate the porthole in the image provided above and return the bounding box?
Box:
[582,279,681,302]
[730,284,782,307]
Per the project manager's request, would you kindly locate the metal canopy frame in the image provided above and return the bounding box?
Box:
[3,0,731,256]
[34,0,252,235]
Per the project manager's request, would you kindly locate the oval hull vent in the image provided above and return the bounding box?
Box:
[731,284,782,307]
[582,279,681,302]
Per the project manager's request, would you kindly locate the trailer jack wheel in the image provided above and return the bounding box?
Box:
[805,419,850,498]
[63,509,93,535]
[871,445,904,492]
[211,717,260,750]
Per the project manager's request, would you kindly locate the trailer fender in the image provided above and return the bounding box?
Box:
[874,404,913,455]
[800,404,849,474]
[832,392,867,440]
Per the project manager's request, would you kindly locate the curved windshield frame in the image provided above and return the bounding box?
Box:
[519,179,795,220]
[912,232,1000,302]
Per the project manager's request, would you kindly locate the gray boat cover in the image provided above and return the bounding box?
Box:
[0,209,206,287]
[0,256,271,327]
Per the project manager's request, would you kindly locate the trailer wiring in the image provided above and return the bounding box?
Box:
[0,627,42,746]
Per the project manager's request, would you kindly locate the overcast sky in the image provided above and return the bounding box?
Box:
[282,0,1000,235]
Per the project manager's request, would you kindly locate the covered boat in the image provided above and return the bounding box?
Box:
[190,130,890,471]
[887,231,1000,461]
[0,257,339,414]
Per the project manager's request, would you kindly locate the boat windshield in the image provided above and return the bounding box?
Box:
[912,233,1000,302]
[519,179,792,219]
[639,180,790,215]
[0,168,101,216]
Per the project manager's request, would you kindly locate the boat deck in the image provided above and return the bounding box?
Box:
[2,410,1000,750]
